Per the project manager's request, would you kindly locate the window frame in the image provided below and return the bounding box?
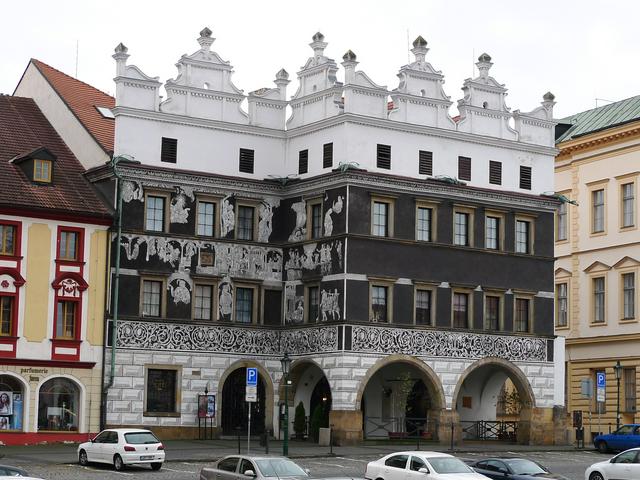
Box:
[484,211,505,250]
[370,195,395,238]
[617,173,638,231]
[305,284,320,323]
[140,277,166,318]
[306,198,323,240]
[235,203,258,242]
[453,206,475,247]
[195,196,219,237]
[143,365,181,417]
[57,227,84,262]
[619,269,637,322]
[555,282,569,329]
[514,216,534,254]
[513,294,533,333]
[587,180,608,236]
[624,367,636,413]
[484,292,503,331]
[54,299,79,340]
[144,192,170,233]
[591,275,607,325]
[415,200,437,242]
[555,194,569,242]
[451,288,472,329]
[369,279,394,323]
[0,221,20,257]
[414,283,436,326]
[0,295,16,337]
[33,159,52,183]
[192,281,216,321]
[233,283,259,324]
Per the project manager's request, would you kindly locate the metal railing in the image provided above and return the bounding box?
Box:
[363,416,439,441]
[460,420,518,442]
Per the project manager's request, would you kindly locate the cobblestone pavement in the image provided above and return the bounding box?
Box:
[8,450,610,480]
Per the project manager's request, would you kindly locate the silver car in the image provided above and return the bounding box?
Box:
[200,456,311,480]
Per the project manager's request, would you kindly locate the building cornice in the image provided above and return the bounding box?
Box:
[556,121,640,159]
[565,332,640,345]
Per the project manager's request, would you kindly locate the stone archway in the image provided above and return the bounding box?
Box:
[452,357,535,444]
[218,360,273,436]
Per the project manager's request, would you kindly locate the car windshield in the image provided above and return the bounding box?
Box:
[256,459,308,477]
[124,432,160,444]
[504,459,547,475]
[615,425,635,435]
[427,457,473,474]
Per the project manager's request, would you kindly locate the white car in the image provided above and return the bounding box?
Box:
[585,447,640,480]
[77,428,165,471]
[365,451,489,480]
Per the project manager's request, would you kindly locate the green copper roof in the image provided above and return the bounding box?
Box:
[556,95,640,144]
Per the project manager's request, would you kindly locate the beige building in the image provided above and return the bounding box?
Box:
[555,97,640,442]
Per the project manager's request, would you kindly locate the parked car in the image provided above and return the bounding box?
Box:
[585,447,640,480]
[77,428,165,471]
[0,465,29,476]
[200,455,313,480]
[365,451,489,480]
[593,424,640,453]
[469,457,569,479]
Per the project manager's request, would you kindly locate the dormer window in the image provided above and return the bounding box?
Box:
[34,159,52,183]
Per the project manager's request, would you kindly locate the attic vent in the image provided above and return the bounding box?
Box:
[520,166,532,190]
[489,161,502,185]
[323,143,333,168]
[458,156,471,181]
[160,137,177,163]
[419,150,433,176]
[239,148,255,174]
[298,149,309,174]
[377,144,391,170]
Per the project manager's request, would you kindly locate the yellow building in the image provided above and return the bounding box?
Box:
[555,97,640,443]
[0,95,111,444]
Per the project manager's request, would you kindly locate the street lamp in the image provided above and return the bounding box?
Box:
[280,352,292,456]
[614,360,623,431]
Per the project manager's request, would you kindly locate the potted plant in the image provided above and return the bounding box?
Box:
[293,402,306,440]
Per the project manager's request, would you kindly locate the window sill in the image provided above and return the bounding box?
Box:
[620,318,638,324]
[590,231,607,237]
[555,325,569,330]
[589,321,608,327]
[143,412,181,418]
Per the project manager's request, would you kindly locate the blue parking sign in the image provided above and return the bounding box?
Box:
[596,372,606,388]
[246,367,258,386]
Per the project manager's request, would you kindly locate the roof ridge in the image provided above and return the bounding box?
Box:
[31,58,114,101]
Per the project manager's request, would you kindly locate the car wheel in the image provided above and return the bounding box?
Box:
[589,472,604,480]
[151,462,162,471]
[78,449,89,466]
[114,454,125,471]
[596,440,609,453]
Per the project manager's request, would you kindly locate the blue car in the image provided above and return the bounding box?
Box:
[593,424,640,452]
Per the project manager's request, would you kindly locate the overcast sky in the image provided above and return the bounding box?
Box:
[2,0,637,119]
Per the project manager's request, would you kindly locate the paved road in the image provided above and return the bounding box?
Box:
[6,450,610,480]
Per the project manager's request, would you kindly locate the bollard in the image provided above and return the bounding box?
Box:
[416,429,420,451]
[329,424,334,455]
[236,426,242,454]
[265,429,270,454]
[449,422,454,451]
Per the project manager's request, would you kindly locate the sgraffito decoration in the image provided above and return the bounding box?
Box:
[170,189,191,224]
[288,200,307,241]
[168,271,192,304]
[284,284,304,324]
[121,180,144,203]
[284,240,342,280]
[323,195,344,236]
[320,289,340,321]
[218,275,233,321]
[220,195,235,236]
[258,197,280,242]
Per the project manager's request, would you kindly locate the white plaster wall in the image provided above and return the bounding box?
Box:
[14,64,111,169]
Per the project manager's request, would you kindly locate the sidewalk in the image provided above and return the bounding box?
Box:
[0,438,592,466]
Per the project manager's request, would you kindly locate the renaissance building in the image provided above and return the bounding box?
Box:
[93,28,565,444]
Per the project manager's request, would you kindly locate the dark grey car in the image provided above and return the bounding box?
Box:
[469,458,569,480]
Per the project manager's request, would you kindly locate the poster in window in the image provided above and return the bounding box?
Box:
[198,394,216,418]
[0,416,9,430]
[0,392,12,415]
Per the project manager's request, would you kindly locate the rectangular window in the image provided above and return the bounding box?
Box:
[515,220,531,254]
[622,183,635,228]
[485,295,500,330]
[371,286,388,322]
[146,368,177,413]
[556,283,568,327]
[142,280,162,317]
[416,207,432,242]
[519,166,532,190]
[623,272,635,319]
[55,300,77,339]
[415,289,431,325]
[310,203,322,239]
[593,277,605,323]
[458,156,471,181]
[592,189,605,233]
[239,148,255,174]
[237,206,255,241]
[160,137,177,163]
[145,196,165,232]
[323,143,333,168]
[197,201,216,236]
[485,216,500,250]
[308,286,319,322]
[235,287,253,323]
[515,298,530,332]
[0,296,13,336]
[34,159,52,182]
[453,292,469,328]
[419,150,433,176]
[0,224,16,256]
[557,202,568,241]
[59,230,79,260]
[454,212,469,246]
[489,161,502,185]
[376,144,391,169]
[298,149,308,174]
[372,201,389,237]
[194,284,213,320]
[624,368,636,412]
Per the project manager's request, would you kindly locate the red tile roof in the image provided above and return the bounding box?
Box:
[0,95,111,222]
[29,59,115,154]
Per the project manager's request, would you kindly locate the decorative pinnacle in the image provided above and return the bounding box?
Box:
[312,32,325,42]
[114,43,128,54]
[310,32,328,58]
[275,68,289,81]
[342,50,357,62]
[200,27,212,38]
[476,52,493,80]
[478,52,492,62]
[413,36,428,48]
[198,27,215,51]
[543,91,556,102]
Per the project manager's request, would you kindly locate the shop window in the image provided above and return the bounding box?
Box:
[145,367,179,415]
[37,377,79,431]
[0,375,24,431]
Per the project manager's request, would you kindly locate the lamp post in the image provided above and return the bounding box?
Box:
[614,360,623,431]
[280,352,292,456]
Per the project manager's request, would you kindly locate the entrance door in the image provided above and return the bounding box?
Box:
[221,368,265,435]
